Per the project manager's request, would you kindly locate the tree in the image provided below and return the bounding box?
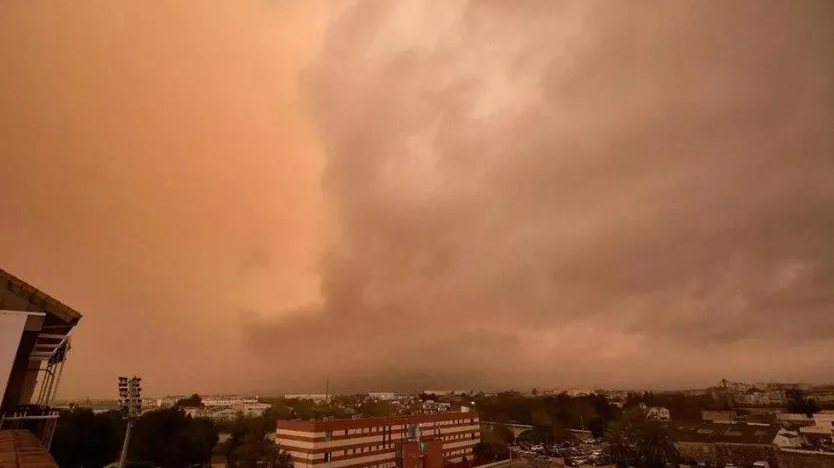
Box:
[472,441,508,463]
[359,399,395,418]
[604,408,678,468]
[490,424,515,445]
[227,434,293,468]
[632,419,679,468]
[129,407,219,468]
[51,407,218,468]
[588,417,607,438]
[606,416,637,468]
[225,415,292,468]
[175,394,204,407]
[51,408,125,468]
[786,387,821,417]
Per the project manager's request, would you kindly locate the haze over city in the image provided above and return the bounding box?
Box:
[1,0,833,399]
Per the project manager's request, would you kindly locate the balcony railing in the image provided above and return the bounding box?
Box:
[0,405,61,450]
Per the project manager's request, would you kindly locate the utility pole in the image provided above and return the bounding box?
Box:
[117,376,142,468]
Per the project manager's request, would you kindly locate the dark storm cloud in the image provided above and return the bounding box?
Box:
[243,0,834,390]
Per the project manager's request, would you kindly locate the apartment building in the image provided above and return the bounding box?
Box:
[276,411,480,468]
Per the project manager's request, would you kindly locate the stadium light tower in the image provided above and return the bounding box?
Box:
[117,376,143,468]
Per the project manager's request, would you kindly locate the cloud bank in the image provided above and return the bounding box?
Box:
[243,0,834,392]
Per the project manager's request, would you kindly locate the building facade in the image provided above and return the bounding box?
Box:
[202,396,260,407]
[276,411,480,468]
[182,402,272,420]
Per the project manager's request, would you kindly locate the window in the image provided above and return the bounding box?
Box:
[406,424,419,441]
[471,433,476,439]
[325,431,333,441]
[324,452,332,462]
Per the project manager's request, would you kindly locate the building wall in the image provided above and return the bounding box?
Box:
[776,449,834,468]
[0,312,28,410]
[677,442,777,467]
[276,412,480,468]
[0,328,39,414]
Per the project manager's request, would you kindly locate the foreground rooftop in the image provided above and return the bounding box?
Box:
[0,430,58,468]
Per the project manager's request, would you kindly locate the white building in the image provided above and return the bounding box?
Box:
[238,402,272,417]
[368,392,396,401]
[182,402,272,420]
[773,428,803,449]
[639,403,671,420]
[202,396,259,407]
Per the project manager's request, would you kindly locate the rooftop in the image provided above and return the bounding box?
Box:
[672,422,780,445]
[0,430,58,468]
[0,267,82,328]
[277,410,478,432]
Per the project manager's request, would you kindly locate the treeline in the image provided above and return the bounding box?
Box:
[51,405,291,468]
[474,391,620,439]
[473,390,720,435]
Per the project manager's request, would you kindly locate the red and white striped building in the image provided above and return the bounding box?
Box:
[276,411,481,468]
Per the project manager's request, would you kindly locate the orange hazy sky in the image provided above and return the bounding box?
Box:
[1,0,833,398]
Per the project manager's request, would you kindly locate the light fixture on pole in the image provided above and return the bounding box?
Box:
[117,376,142,468]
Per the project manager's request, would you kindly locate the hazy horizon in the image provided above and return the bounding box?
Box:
[58,379,833,401]
[2,0,833,400]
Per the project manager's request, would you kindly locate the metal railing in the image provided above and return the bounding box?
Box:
[0,405,61,450]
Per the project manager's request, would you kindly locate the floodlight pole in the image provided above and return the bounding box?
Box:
[117,376,142,468]
[118,419,135,468]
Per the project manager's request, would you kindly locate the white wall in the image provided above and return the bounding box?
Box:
[0,311,29,410]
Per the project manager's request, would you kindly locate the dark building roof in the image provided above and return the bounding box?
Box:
[0,267,82,326]
[673,422,780,445]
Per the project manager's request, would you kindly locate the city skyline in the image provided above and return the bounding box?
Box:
[1,0,833,399]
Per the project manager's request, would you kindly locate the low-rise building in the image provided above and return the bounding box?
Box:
[421,401,452,413]
[202,396,260,407]
[182,402,272,420]
[773,428,803,449]
[777,412,816,425]
[645,405,671,421]
[672,422,780,467]
[275,410,480,468]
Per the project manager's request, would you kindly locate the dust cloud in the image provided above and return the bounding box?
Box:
[1,0,832,397]
[243,0,834,392]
